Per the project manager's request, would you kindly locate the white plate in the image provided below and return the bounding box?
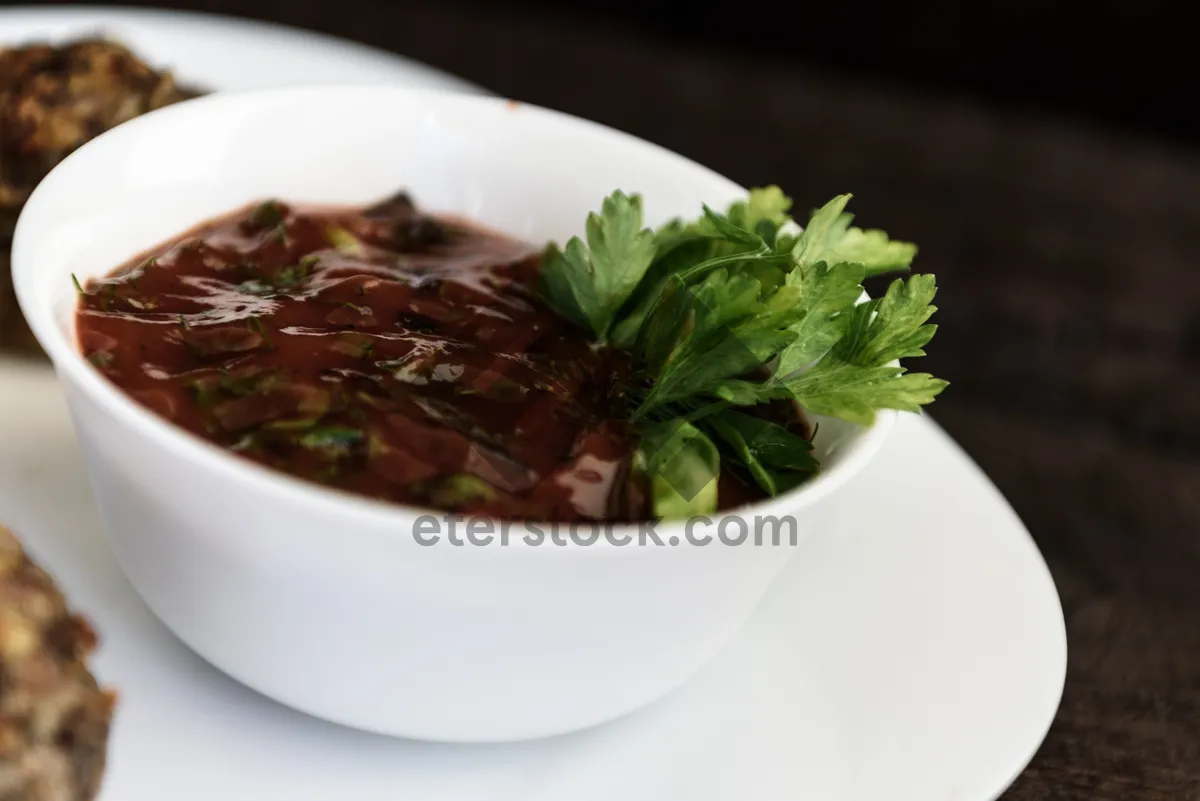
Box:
[0,359,1066,801]
[0,8,1064,798]
[0,5,482,94]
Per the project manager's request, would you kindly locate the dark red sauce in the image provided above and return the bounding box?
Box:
[75,193,766,520]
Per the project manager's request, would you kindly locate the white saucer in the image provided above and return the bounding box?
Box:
[0,5,481,94]
[0,357,1065,801]
[0,8,1064,798]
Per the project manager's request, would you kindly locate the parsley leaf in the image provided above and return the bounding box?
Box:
[657,185,792,248]
[538,187,946,516]
[793,194,853,269]
[539,190,657,340]
[775,260,867,377]
[726,185,793,245]
[635,275,694,377]
[705,410,817,496]
[777,274,945,424]
[781,362,948,426]
[834,273,939,366]
[609,189,797,349]
[634,269,800,416]
[709,378,792,406]
[794,194,917,277]
[636,418,720,519]
[610,238,711,350]
[828,226,918,277]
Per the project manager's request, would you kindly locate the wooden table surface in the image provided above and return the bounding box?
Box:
[26,1,1200,797]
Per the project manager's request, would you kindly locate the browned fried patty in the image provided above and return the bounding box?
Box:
[0,38,202,355]
[0,525,115,801]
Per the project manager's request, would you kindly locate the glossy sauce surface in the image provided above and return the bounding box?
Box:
[75,195,765,520]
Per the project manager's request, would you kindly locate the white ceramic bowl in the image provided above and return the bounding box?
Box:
[13,86,895,742]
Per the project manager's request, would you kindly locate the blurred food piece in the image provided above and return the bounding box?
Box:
[0,38,203,356]
[0,38,200,216]
[0,523,115,801]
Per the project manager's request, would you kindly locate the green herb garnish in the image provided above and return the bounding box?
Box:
[325,225,365,256]
[538,190,657,340]
[237,279,275,296]
[705,410,818,496]
[538,187,948,519]
[215,367,287,400]
[331,332,375,359]
[247,200,285,231]
[634,419,721,520]
[298,427,364,455]
[426,474,497,508]
[189,376,220,406]
[230,432,261,453]
[272,254,320,290]
[246,315,274,350]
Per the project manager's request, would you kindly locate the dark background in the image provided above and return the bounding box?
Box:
[472,0,1200,145]
[30,0,1199,144]
[11,1,1200,798]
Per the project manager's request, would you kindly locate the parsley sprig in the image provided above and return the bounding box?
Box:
[539,187,948,519]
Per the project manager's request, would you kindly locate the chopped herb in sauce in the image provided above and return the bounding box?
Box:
[246,200,285,231]
[237,279,275,296]
[298,426,364,454]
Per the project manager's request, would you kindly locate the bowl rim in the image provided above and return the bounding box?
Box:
[12,84,897,551]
